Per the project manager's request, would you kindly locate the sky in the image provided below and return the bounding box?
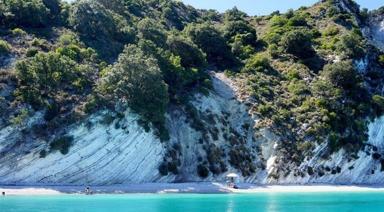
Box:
[181,0,384,16]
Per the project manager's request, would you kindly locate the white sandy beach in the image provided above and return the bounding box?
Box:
[1,183,384,195]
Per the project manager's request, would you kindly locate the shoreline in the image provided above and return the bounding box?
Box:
[2,183,384,195]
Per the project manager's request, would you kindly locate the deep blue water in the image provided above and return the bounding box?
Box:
[1,192,384,212]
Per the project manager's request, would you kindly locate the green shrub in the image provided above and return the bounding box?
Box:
[336,32,365,58]
[137,18,167,47]
[287,80,308,95]
[184,22,237,68]
[39,149,47,158]
[166,34,206,68]
[322,26,339,37]
[0,39,11,56]
[378,55,384,66]
[26,47,39,57]
[268,43,280,58]
[372,95,384,115]
[11,28,27,36]
[322,61,357,89]
[3,0,51,27]
[287,14,307,26]
[228,145,255,176]
[58,32,80,46]
[326,6,339,18]
[50,135,73,155]
[10,108,29,125]
[158,162,168,176]
[258,104,273,116]
[269,15,288,27]
[31,38,49,50]
[281,29,315,58]
[197,164,209,178]
[243,54,270,73]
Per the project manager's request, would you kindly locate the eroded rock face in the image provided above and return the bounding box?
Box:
[0,72,384,185]
[0,73,269,185]
[276,116,384,185]
[0,111,169,185]
[364,13,384,51]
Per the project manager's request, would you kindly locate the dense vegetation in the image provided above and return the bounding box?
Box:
[1,0,384,178]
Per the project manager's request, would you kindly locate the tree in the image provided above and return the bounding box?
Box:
[3,0,51,27]
[223,7,247,22]
[70,1,122,40]
[15,42,96,109]
[15,52,75,107]
[184,23,237,68]
[98,45,169,132]
[372,95,384,115]
[70,0,134,60]
[42,0,60,17]
[166,34,206,68]
[281,29,315,58]
[137,18,167,47]
[224,20,256,41]
[0,40,11,56]
[336,32,365,59]
[322,61,358,89]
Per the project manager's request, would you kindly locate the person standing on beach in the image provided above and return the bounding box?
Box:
[85,186,92,195]
[2,192,5,196]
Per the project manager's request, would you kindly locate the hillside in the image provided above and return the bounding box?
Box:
[1,0,384,185]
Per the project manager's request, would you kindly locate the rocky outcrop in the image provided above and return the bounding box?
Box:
[363,9,384,51]
[0,111,170,185]
[277,116,384,184]
[0,72,384,185]
[0,73,271,185]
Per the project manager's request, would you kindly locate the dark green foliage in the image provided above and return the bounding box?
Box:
[50,135,73,155]
[2,0,52,27]
[159,162,169,176]
[70,0,134,60]
[322,61,358,89]
[137,18,167,47]
[243,54,271,73]
[137,39,210,104]
[287,14,307,26]
[229,145,256,176]
[184,23,237,69]
[39,149,47,158]
[223,7,247,22]
[224,20,257,42]
[26,47,39,57]
[2,0,382,167]
[197,164,209,178]
[378,55,384,66]
[98,45,169,138]
[381,159,384,172]
[15,48,95,108]
[70,1,130,41]
[166,34,206,68]
[372,95,384,115]
[206,144,226,175]
[44,101,60,121]
[42,0,61,18]
[281,29,315,58]
[336,32,365,58]
[223,8,257,60]
[0,40,11,56]
[13,34,98,128]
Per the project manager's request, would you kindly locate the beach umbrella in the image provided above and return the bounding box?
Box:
[226,173,239,178]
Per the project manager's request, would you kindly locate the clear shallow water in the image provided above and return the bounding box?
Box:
[1,192,384,212]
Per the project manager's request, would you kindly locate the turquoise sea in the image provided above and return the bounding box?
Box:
[1,192,384,212]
